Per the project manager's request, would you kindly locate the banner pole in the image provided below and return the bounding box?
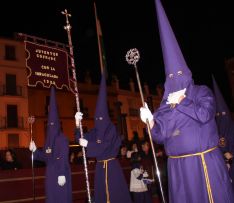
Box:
[61,9,92,203]
[28,116,36,202]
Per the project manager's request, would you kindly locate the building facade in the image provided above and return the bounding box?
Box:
[0,37,162,149]
[0,38,29,149]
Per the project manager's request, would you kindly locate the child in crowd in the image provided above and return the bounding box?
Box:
[130,152,153,203]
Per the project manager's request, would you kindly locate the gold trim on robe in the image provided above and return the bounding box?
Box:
[169,147,217,203]
[98,158,116,203]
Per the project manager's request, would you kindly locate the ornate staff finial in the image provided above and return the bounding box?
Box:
[125,48,167,203]
[28,116,35,141]
[125,48,140,66]
[61,9,72,31]
[28,115,36,201]
[28,116,35,125]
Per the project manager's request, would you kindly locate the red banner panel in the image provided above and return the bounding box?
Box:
[25,41,70,90]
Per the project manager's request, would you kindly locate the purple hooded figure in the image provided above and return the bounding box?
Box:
[75,74,132,203]
[29,86,72,203]
[139,0,234,202]
[212,76,234,189]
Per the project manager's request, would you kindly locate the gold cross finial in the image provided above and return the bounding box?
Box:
[61,9,72,31]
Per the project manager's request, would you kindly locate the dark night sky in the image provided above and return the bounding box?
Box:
[1,0,234,105]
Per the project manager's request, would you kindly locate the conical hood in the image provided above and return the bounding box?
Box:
[212,75,233,151]
[155,0,193,98]
[94,73,111,140]
[44,86,61,152]
[212,76,230,116]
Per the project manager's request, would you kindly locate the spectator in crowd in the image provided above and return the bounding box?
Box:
[77,149,85,165]
[1,149,21,170]
[140,140,153,161]
[140,140,168,200]
[130,152,153,203]
[224,152,233,172]
[118,144,128,160]
[127,142,139,159]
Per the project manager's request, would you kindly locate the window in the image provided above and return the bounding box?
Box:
[5,45,16,60]
[127,99,136,107]
[5,74,17,95]
[7,105,18,128]
[129,108,138,117]
[8,134,19,148]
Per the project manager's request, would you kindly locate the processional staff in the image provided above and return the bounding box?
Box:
[61,9,92,203]
[28,116,36,202]
[125,48,167,203]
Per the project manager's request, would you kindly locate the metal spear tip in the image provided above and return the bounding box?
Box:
[125,48,140,66]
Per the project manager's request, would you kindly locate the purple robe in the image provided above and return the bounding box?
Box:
[215,113,234,190]
[226,125,234,190]
[34,134,72,203]
[151,84,234,203]
[212,76,234,189]
[76,124,132,203]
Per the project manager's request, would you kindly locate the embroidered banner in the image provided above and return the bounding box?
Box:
[25,41,70,90]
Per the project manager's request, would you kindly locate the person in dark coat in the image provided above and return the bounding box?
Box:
[29,87,72,203]
[1,149,21,170]
[140,0,234,202]
[75,73,132,203]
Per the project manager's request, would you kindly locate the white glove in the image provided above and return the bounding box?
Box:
[79,138,88,147]
[166,88,186,104]
[166,94,179,104]
[75,112,83,127]
[29,141,37,152]
[58,176,66,186]
[140,102,153,124]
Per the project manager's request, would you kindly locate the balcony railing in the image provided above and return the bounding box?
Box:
[0,117,25,129]
[0,85,23,96]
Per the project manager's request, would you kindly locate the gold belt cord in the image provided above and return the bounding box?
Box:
[169,147,217,203]
[98,158,115,203]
